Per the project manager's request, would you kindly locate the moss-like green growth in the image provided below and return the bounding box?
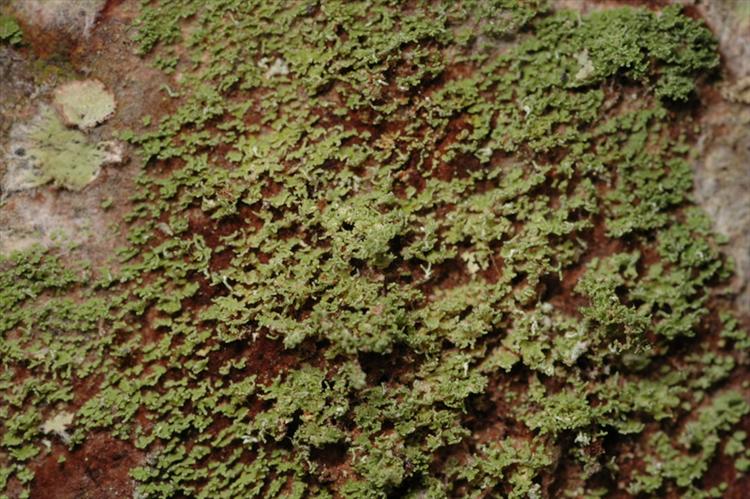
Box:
[0,14,22,46]
[564,5,719,101]
[0,1,744,497]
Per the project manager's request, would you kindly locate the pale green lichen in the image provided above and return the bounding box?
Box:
[4,107,122,191]
[53,79,116,130]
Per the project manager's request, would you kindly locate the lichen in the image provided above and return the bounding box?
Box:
[4,106,122,191]
[0,1,746,498]
[53,79,116,130]
[0,14,23,46]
